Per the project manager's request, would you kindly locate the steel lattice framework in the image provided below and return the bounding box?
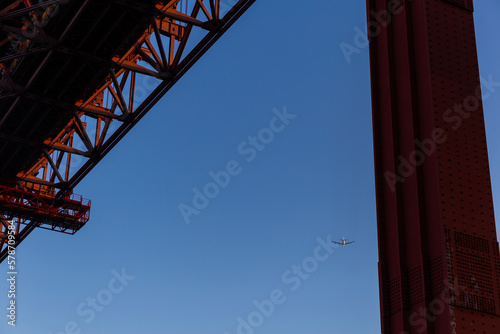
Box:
[1,1,499,333]
[0,0,255,262]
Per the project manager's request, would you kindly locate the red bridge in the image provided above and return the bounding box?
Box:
[0,0,499,333]
[0,181,90,233]
[0,0,254,260]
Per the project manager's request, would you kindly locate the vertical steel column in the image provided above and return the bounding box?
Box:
[366,0,500,333]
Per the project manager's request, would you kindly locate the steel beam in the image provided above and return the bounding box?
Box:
[0,0,256,262]
[367,0,500,333]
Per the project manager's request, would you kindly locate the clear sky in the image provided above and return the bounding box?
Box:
[1,1,500,334]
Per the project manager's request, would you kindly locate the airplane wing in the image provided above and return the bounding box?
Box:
[331,241,343,245]
[345,241,355,245]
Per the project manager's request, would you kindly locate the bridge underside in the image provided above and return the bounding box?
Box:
[0,0,255,261]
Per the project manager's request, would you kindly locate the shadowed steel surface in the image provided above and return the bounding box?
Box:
[367,0,500,333]
[0,0,255,262]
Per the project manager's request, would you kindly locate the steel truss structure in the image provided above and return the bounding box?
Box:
[0,0,255,261]
[1,1,499,333]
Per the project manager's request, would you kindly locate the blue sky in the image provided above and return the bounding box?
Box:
[1,1,500,334]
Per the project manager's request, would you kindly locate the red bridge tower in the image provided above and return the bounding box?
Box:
[367,0,500,333]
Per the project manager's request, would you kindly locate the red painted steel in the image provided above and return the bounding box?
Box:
[0,183,90,230]
[0,0,255,262]
[367,0,500,332]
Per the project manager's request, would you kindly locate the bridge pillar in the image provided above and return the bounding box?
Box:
[366,0,500,332]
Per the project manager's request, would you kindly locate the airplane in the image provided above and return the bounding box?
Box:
[332,237,355,247]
